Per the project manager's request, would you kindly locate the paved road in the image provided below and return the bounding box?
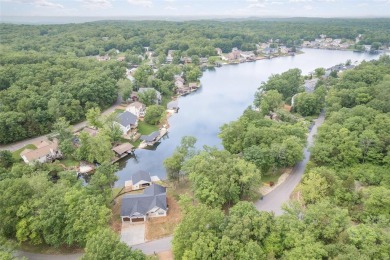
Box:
[15,112,325,259]
[132,236,173,255]
[0,102,121,152]
[254,111,325,215]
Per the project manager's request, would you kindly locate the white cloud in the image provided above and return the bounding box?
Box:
[80,0,113,8]
[248,3,266,8]
[10,0,64,8]
[164,0,175,2]
[127,0,153,7]
[304,4,313,9]
[164,6,177,10]
[357,2,368,7]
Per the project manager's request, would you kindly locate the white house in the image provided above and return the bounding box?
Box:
[20,140,62,164]
[126,101,146,118]
[121,184,167,223]
[116,111,138,135]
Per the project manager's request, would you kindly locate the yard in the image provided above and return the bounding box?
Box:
[12,144,37,161]
[137,121,159,135]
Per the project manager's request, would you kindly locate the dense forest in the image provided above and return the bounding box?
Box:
[1,18,390,144]
[171,56,390,259]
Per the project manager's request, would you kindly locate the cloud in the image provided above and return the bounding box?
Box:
[164,6,177,10]
[164,0,175,2]
[80,0,113,8]
[304,4,313,9]
[357,2,368,7]
[127,0,153,7]
[10,0,64,8]
[248,3,266,8]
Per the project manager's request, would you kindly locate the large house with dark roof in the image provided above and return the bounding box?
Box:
[121,184,167,223]
[116,111,138,134]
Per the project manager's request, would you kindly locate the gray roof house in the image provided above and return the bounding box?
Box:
[140,131,160,146]
[167,100,179,112]
[116,111,138,134]
[131,170,152,190]
[121,184,168,222]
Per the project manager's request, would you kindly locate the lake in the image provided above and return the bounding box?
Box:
[115,48,380,187]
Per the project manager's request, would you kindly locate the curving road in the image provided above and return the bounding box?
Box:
[254,112,325,215]
[15,113,325,259]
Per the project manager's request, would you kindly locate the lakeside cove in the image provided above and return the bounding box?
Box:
[114,48,380,187]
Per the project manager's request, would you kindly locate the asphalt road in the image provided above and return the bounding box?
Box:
[0,101,121,152]
[15,112,325,259]
[254,111,325,215]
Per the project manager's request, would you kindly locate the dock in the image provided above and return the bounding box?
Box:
[139,128,168,149]
[111,143,134,163]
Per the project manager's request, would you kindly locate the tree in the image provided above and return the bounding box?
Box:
[164,136,197,182]
[63,189,111,246]
[51,117,73,142]
[314,67,325,78]
[173,200,224,259]
[86,107,103,129]
[254,89,284,115]
[259,68,303,101]
[144,105,165,125]
[88,162,118,205]
[83,228,145,260]
[117,79,133,102]
[294,92,321,116]
[138,89,157,106]
[184,148,261,207]
[0,151,14,168]
[133,64,153,87]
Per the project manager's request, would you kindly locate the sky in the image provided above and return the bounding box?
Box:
[1,0,390,19]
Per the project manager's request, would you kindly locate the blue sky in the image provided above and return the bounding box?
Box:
[1,0,390,18]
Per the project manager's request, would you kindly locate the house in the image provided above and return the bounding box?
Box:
[126,102,146,118]
[138,88,162,104]
[140,131,160,146]
[121,184,167,223]
[175,79,184,89]
[20,140,62,164]
[82,127,99,137]
[176,86,190,95]
[240,51,256,60]
[215,48,223,55]
[304,78,319,93]
[167,100,179,112]
[116,111,138,134]
[199,57,208,64]
[188,82,198,91]
[97,55,110,61]
[117,56,126,62]
[131,170,152,190]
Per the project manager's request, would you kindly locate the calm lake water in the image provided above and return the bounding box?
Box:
[115,48,380,187]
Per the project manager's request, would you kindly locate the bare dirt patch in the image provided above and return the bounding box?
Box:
[145,194,181,240]
[158,250,174,260]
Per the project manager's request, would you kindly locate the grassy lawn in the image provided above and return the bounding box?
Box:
[137,121,159,135]
[262,171,284,184]
[12,144,37,161]
[114,108,125,114]
[131,139,142,148]
[61,157,79,167]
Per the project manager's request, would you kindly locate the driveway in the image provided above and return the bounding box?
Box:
[120,222,146,246]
